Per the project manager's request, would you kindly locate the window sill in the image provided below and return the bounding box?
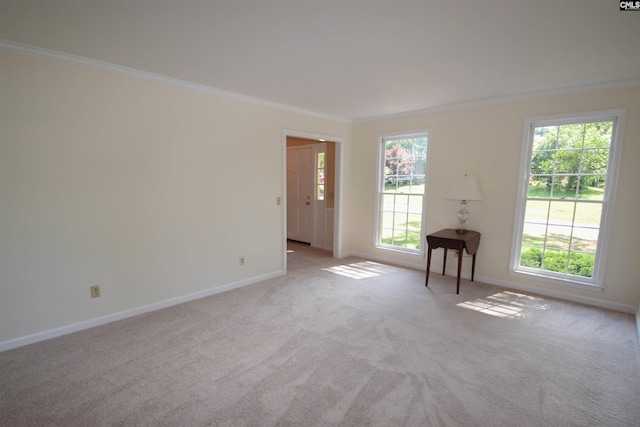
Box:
[375,244,423,257]
[509,268,603,292]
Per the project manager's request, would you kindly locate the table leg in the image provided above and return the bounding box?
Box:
[442,249,447,275]
[456,249,463,294]
[425,247,432,287]
[471,253,477,282]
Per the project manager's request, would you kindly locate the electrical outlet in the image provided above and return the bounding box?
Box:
[239,256,245,265]
[276,196,281,206]
[90,285,101,298]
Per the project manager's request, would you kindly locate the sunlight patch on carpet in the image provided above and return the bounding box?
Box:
[457,290,545,318]
[322,261,402,279]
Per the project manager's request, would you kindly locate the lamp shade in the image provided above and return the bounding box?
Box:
[446,175,483,201]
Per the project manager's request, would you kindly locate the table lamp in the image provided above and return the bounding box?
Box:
[446,174,483,233]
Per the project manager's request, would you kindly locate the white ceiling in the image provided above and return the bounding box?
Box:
[1,0,639,122]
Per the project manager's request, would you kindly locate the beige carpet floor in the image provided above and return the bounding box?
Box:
[1,241,639,426]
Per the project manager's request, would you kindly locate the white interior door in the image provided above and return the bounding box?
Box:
[287,147,314,243]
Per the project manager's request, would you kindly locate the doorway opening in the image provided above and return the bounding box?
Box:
[283,130,342,272]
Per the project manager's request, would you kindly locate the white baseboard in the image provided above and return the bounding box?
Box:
[636,304,640,352]
[476,274,636,314]
[346,250,426,270]
[4,258,633,351]
[340,251,636,314]
[0,271,284,353]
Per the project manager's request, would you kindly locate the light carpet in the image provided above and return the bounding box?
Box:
[1,241,639,426]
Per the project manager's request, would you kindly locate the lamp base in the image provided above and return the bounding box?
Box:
[456,200,470,234]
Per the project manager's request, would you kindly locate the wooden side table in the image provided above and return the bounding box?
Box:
[425,229,481,294]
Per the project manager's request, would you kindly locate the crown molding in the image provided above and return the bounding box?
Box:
[4,39,638,126]
[0,39,352,124]
[354,77,640,123]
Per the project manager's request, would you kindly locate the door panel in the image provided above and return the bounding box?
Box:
[286,147,314,243]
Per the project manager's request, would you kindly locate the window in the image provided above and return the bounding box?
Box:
[511,110,625,287]
[376,133,428,252]
[317,152,325,201]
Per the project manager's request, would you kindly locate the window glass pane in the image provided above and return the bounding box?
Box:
[396,176,411,190]
[532,126,557,151]
[570,227,598,252]
[408,176,425,194]
[414,158,426,174]
[407,195,422,214]
[381,210,394,226]
[531,151,555,175]
[574,202,601,226]
[520,246,542,268]
[548,201,574,225]
[392,194,408,213]
[558,124,584,149]
[381,208,394,230]
[583,122,612,148]
[385,179,399,193]
[380,228,393,245]
[555,150,580,174]
[528,176,551,198]
[385,144,410,177]
[407,213,422,229]
[545,225,572,250]
[582,149,609,174]
[542,250,568,273]
[577,176,605,200]
[406,231,421,250]
[522,223,546,247]
[392,235,407,247]
[393,210,408,228]
[524,200,549,223]
[551,176,577,199]
[568,252,595,277]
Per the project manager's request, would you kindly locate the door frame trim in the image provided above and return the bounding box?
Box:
[282,130,344,273]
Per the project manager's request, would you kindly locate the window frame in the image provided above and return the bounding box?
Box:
[509,109,626,288]
[374,131,429,255]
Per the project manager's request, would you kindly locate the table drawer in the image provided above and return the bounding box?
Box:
[427,238,463,250]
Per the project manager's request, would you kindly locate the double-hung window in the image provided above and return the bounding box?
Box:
[510,110,625,287]
[376,133,428,253]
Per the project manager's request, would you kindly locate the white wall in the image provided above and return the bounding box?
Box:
[0,51,352,347]
[350,87,640,313]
